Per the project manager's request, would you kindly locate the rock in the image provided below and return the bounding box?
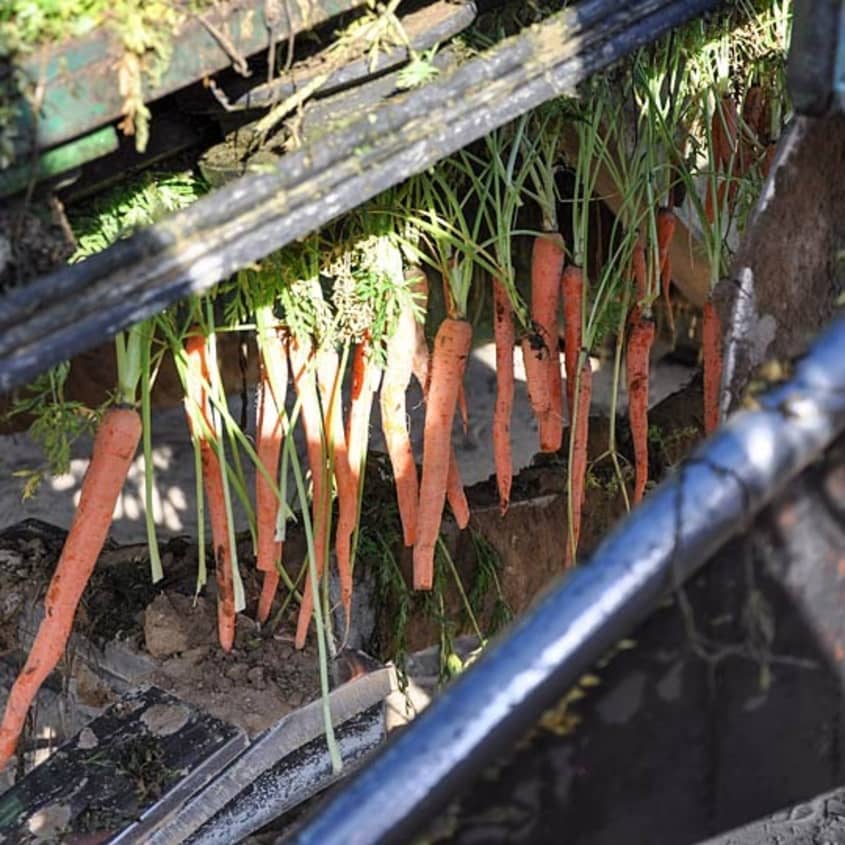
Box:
[247,666,266,689]
[143,593,214,658]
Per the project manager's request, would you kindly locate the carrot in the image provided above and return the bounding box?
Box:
[407,267,470,531]
[409,267,432,397]
[703,299,723,435]
[346,337,380,486]
[627,313,655,505]
[0,406,141,769]
[255,329,287,624]
[530,232,565,452]
[289,336,328,650]
[632,237,648,302]
[447,457,470,530]
[561,265,583,415]
[184,334,236,652]
[522,333,552,441]
[564,360,591,569]
[316,346,357,627]
[413,317,472,590]
[739,84,765,175]
[380,289,420,547]
[712,94,737,173]
[742,85,766,142]
[656,207,677,337]
[492,276,515,514]
[762,142,777,179]
[458,383,469,437]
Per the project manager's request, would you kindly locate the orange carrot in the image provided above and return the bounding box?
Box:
[409,267,432,397]
[255,329,287,625]
[632,237,648,303]
[0,406,141,769]
[739,84,764,175]
[656,207,677,337]
[627,313,655,505]
[492,276,515,514]
[530,232,565,452]
[564,360,591,569]
[561,265,583,414]
[184,334,236,652]
[346,337,380,486]
[762,142,777,179]
[413,317,472,590]
[458,383,469,437]
[289,336,328,650]
[381,289,420,547]
[408,268,470,531]
[703,299,723,435]
[522,333,551,440]
[716,95,738,173]
[447,457,470,530]
[316,346,357,627]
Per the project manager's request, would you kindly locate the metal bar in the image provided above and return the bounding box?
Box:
[140,667,393,844]
[186,705,386,844]
[0,126,119,198]
[284,317,845,845]
[0,0,724,393]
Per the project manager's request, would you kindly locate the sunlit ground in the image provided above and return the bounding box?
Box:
[0,344,694,542]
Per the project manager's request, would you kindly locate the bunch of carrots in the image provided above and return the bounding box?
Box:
[0,4,791,772]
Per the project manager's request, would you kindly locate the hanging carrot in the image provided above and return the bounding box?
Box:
[0,406,141,769]
[627,313,655,504]
[739,84,765,175]
[255,329,287,625]
[716,95,738,170]
[561,265,583,414]
[656,207,677,337]
[184,333,236,652]
[414,317,473,590]
[632,237,648,303]
[380,288,420,547]
[522,333,552,441]
[409,267,471,529]
[446,457,470,530]
[564,359,591,569]
[289,336,328,650]
[492,277,515,514]
[530,232,565,452]
[346,337,380,493]
[703,299,723,435]
[457,384,469,437]
[316,346,357,627]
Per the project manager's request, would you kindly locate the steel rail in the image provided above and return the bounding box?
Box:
[285,318,845,844]
[0,0,725,393]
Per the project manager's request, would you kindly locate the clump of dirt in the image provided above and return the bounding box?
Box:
[145,593,321,737]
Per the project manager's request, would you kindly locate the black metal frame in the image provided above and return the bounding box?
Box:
[285,316,845,844]
[0,0,725,394]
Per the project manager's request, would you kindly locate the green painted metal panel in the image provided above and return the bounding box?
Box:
[6,0,367,158]
[0,125,118,197]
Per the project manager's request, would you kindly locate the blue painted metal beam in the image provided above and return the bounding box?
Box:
[287,317,845,845]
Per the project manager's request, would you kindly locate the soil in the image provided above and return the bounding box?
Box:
[0,201,75,293]
[0,520,319,741]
